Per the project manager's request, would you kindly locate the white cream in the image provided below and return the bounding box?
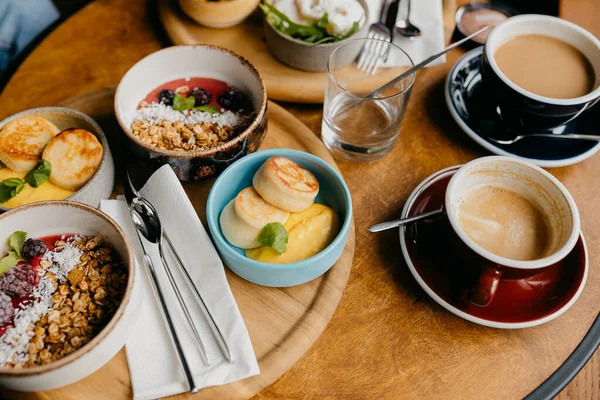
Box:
[270,0,364,37]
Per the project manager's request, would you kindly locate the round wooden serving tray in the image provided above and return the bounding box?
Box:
[158,0,458,104]
[6,87,355,400]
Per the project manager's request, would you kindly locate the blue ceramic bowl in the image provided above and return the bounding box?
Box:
[206,149,352,287]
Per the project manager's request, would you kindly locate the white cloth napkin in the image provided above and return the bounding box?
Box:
[100,165,259,400]
[365,0,446,67]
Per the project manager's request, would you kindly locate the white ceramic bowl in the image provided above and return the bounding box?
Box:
[0,107,115,212]
[115,45,268,180]
[0,201,140,391]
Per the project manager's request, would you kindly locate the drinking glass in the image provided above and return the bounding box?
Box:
[322,38,415,162]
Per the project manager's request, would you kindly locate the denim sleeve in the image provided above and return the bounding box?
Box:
[0,0,59,74]
[0,0,19,73]
[13,0,59,53]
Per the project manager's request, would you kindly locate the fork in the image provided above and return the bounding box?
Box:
[357,0,400,74]
[488,133,600,145]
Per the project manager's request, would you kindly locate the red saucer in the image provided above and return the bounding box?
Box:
[399,167,588,329]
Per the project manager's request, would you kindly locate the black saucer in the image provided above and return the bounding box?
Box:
[445,47,600,167]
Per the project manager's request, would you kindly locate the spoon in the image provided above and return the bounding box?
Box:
[488,133,600,145]
[126,171,234,363]
[395,0,421,38]
[130,197,211,367]
[337,26,489,117]
[369,208,444,232]
[128,200,199,394]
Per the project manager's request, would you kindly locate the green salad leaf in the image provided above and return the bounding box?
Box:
[194,105,222,114]
[258,222,289,254]
[9,231,26,258]
[0,178,25,203]
[25,159,52,188]
[0,251,19,276]
[260,1,360,44]
[172,93,196,112]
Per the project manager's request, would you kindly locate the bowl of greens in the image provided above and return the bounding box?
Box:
[260,0,369,72]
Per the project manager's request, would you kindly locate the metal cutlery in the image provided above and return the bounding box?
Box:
[369,208,444,232]
[126,170,234,364]
[124,185,199,393]
[340,26,490,117]
[129,196,211,367]
[487,133,600,145]
[396,0,421,38]
[357,0,400,74]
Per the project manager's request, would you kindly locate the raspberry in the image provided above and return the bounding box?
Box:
[0,264,36,298]
[218,87,249,111]
[190,87,211,106]
[21,238,46,261]
[0,291,13,326]
[158,89,175,106]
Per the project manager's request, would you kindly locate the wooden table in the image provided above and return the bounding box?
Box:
[0,0,598,398]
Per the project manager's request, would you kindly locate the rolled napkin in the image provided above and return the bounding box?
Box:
[365,0,446,67]
[100,165,259,400]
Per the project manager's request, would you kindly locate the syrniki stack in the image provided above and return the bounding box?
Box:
[253,156,319,212]
[43,128,104,191]
[220,187,290,249]
[0,116,60,173]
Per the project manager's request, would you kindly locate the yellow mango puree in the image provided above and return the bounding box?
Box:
[0,168,74,208]
[246,203,341,264]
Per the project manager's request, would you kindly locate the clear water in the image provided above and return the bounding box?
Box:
[322,94,405,162]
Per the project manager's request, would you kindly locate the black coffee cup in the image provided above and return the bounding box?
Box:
[481,15,600,131]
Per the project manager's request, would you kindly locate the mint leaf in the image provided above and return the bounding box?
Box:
[258,222,289,254]
[0,251,19,276]
[194,105,222,114]
[0,178,25,203]
[9,231,26,258]
[25,159,52,188]
[172,94,195,112]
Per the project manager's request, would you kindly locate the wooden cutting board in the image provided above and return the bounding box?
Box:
[5,87,355,400]
[158,0,458,103]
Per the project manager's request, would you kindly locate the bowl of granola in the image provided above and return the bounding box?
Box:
[115,45,268,180]
[0,201,139,391]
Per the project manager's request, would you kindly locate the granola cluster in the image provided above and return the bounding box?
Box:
[131,119,243,152]
[21,236,127,368]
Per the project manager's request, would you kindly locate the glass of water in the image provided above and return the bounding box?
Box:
[322,38,415,162]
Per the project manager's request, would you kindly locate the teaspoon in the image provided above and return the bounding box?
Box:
[395,0,421,38]
[369,208,444,232]
[130,197,211,367]
[488,133,600,145]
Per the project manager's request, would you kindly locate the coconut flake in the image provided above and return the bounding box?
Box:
[132,102,250,128]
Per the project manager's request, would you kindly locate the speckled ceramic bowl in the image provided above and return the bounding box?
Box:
[0,107,115,212]
[263,0,369,72]
[179,0,261,28]
[0,201,139,391]
[115,45,268,180]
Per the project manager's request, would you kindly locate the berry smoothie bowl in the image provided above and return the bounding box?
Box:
[115,45,268,180]
[0,201,139,392]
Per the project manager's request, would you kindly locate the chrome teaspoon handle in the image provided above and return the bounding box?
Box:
[140,251,199,394]
[368,209,444,232]
[531,133,600,141]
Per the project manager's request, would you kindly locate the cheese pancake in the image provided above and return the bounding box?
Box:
[43,128,103,191]
[0,116,60,173]
[253,156,319,212]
